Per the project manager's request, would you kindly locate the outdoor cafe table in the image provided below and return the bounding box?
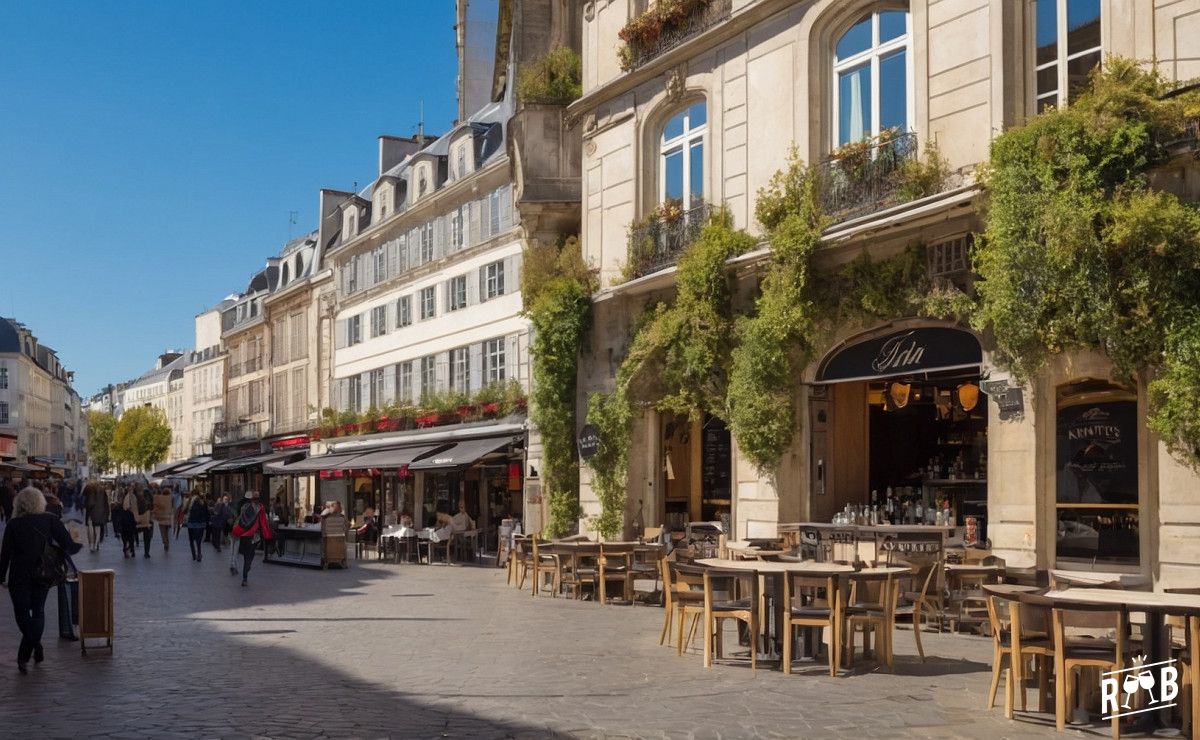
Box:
[696,558,908,669]
[1041,588,1200,732]
[1049,569,1150,589]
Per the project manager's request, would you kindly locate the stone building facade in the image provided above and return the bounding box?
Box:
[569,0,1200,586]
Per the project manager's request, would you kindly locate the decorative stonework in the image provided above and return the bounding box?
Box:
[665,65,686,103]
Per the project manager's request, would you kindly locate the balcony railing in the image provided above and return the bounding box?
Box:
[817,131,919,222]
[622,0,732,70]
[625,202,712,279]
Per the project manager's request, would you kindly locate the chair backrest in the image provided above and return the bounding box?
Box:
[670,562,706,595]
[1052,604,1127,650]
[782,572,838,612]
[702,567,759,607]
[877,531,945,604]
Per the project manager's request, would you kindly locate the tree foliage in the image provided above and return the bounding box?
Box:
[973,59,1200,466]
[522,237,596,537]
[111,406,172,472]
[87,410,117,474]
[516,46,582,105]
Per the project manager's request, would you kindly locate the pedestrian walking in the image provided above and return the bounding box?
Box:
[0,478,13,523]
[83,481,108,552]
[185,494,210,562]
[152,485,173,553]
[0,487,83,673]
[230,491,272,587]
[134,485,153,558]
[209,495,230,553]
[119,487,139,558]
[228,492,252,576]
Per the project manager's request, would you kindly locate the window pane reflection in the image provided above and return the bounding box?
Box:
[878,10,906,43]
[689,140,704,207]
[664,149,683,201]
[1035,0,1058,65]
[1066,0,1101,55]
[879,50,907,132]
[836,17,872,60]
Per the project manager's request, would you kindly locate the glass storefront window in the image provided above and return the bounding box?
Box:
[1055,387,1139,566]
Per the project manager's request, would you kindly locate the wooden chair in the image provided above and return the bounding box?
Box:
[843,571,899,670]
[670,563,707,655]
[700,567,760,670]
[529,538,561,597]
[876,531,946,661]
[1052,604,1128,738]
[781,572,840,676]
[951,555,1006,633]
[629,544,664,605]
[507,535,531,586]
[558,544,600,600]
[598,542,636,604]
[1165,588,1200,735]
[985,592,1054,718]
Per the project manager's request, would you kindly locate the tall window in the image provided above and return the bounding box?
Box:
[397,295,413,328]
[484,337,506,384]
[348,375,363,412]
[346,256,358,294]
[455,145,467,179]
[373,246,387,284]
[1034,0,1101,112]
[291,367,305,424]
[483,261,505,300]
[489,190,502,234]
[0,366,7,389]
[449,347,470,391]
[450,206,465,251]
[289,312,306,360]
[419,286,436,320]
[660,101,706,209]
[420,223,434,263]
[834,9,911,145]
[348,315,362,346]
[0,401,8,425]
[396,361,413,403]
[448,275,468,312]
[371,305,388,338]
[369,368,385,409]
[272,318,287,364]
[420,356,437,399]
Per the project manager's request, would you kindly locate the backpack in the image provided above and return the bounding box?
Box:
[33,523,68,588]
[236,502,258,531]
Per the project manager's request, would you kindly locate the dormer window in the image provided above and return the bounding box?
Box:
[418,170,429,197]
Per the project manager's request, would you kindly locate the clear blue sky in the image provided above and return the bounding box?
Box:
[0,2,461,397]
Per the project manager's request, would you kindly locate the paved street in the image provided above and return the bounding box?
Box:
[1,529,1074,739]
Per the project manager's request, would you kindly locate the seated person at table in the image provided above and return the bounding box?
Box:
[450,502,475,533]
[430,509,454,542]
[399,511,414,528]
[356,508,378,537]
[384,509,398,527]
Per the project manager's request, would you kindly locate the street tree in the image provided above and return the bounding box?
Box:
[111,406,172,472]
[86,410,118,474]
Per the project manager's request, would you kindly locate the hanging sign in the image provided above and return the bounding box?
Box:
[816,327,982,383]
[577,424,601,460]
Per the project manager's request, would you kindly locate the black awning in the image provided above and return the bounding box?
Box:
[815,326,982,384]
[407,436,519,471]
[176,459,224,479]
[268,451,363,473]
[340,444,446,469]
[211,451,299,472]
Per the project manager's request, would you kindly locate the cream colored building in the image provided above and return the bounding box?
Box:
[181,305,227,459]
[570,0,1200,586]
[123,351,188,467]
[0,317,83,472]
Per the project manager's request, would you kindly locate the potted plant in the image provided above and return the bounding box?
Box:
[474,383,503,416]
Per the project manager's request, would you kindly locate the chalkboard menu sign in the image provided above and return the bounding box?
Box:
[1056,400,1138,505]
[701,418,732,503]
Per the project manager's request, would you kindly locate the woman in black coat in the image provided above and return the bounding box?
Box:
[0,487,82,673]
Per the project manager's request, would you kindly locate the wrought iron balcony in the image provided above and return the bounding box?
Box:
[622,0,732,70]
[625,202,712,280]
[817,130,919,222]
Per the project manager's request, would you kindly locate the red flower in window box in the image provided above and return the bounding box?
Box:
[457,404,477,419]
[415,413,440,428]
[480,402,499,416]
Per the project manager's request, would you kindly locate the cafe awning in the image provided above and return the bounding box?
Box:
[154,458,208,477]
[267,451,365,474]
[338,444,445,469]
[408,435,520,471]
[211,451,300,472]
[175,459,224,479]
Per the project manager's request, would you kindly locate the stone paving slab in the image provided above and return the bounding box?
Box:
[0,528,1114,738]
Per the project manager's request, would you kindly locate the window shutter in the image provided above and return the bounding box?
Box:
[382,367,396,405]
[503,257,515,296]
[481,195,492,239]
[435,351,449,393]
[335,319,347,349]
[340,264,350,295]
[444,280,453,312]
[335,378,347,411]
[466,269,479,306]
[499,185,514,230]
[435,216,447,259]
[478,266,488,303]
[469,343,483,392]
[506,335,520,383]
[468,199,481,246]
[357,255,369,290]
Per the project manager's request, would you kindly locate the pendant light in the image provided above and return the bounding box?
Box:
[957,382,980,412]
[888,381,911,409]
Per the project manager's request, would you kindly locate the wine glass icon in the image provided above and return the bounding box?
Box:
[1138,670,1158,704]
[1121,672,1140,709]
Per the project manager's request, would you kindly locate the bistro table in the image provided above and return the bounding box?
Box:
[1042,588,1200,734]
[696,558,908,671]
[1049,569,1150,589]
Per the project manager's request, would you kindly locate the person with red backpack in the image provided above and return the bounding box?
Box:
[230,491,273,587]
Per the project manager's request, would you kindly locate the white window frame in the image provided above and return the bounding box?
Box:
[419,286,436,320]
[397,361,413,403]
[1033,0,1103,112]
[373,246,387,284]
[449,347,470,391]
[0,366,7,390]
[397,295,412,328]
[0,401,7,425]
[658,102,708,208]
[484,337,506,384]
[420,356,437,399]
[420,223,434,263]
[450,206,464,251]
[485,261,505,300]
[448,275,468,312]
[489,190,501,234]
[831,10,914,147]
[348,315,362,346]
[371,305,388,338]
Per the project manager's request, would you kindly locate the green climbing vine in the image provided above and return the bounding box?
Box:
[522,237,597,537]
[585,211,755,537]
[973,59,1200,466]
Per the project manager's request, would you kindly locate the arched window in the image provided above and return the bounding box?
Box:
[659,100,706,210]
[1033,0,1101,112]
[833,9,911,146]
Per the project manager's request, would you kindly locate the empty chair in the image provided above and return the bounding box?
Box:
[781,572,840,676]
[700,566,761,671]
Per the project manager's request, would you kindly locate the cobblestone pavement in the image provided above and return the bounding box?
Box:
[0,526,1100,739]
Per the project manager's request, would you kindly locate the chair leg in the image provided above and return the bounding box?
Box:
[783,621,793,675]
[987,644,1003,710]
[1019,653,1028,712]
[659,604,673,646]
[1005,666,1015,720]
[750,616,758,672]
[913,608,926,662]
[1055,661,1068,732]
[677,611,687,656]
[703,612,714,668]
[1038,655,1049,714]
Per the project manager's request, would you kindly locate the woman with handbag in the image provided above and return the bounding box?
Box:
[0,487,82,673]
[135,486,154,558]
[230,491,273,587]
[120,486,140,558]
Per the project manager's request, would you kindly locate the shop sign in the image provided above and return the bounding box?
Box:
[982,378,1024,421]
[1056,400,1138,505]
[577,424,601,460]
[0,435,17,460]
[817,327,982,383]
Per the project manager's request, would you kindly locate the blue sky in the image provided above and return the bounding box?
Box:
[0,2,461,397]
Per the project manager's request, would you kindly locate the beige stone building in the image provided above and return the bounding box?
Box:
[570,0,1200,585]
[0,317,84,474]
